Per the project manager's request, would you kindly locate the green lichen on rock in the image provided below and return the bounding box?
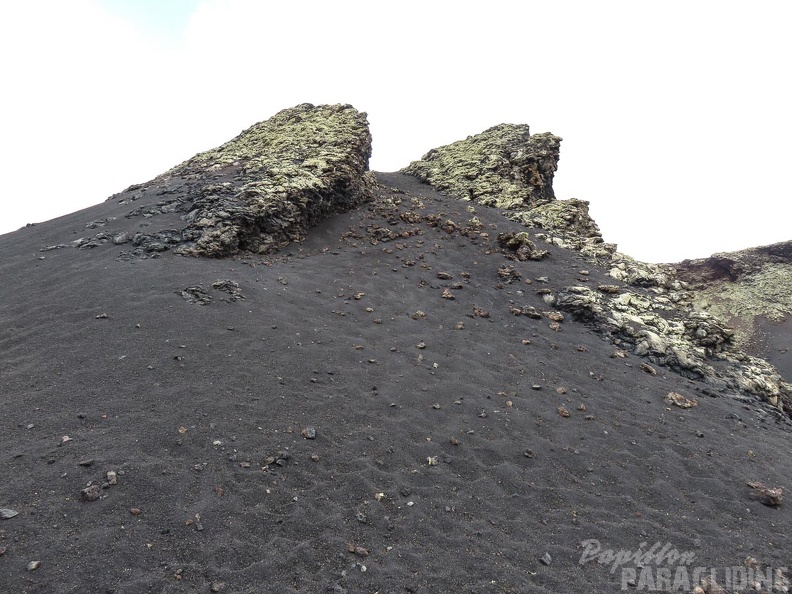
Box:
[401,124,561,210]
[673,241,792,346]
[508,198,616,258]
[168,103,374,256]
[554,284,791,411]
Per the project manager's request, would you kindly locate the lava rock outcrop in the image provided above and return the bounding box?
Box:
[403,121,792,414]
[401,124,561,209]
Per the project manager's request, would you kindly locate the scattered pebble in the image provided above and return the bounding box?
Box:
[27,561,41,571]
[747,481,783,506]
[540,552,552,566]
[665,392,698,409]
[80,485,101,502]
[0,508,19,519]
[301,427,317,439]
[639,362,657,376]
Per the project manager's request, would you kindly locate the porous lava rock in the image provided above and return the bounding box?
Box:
[401,124,561,209]
[402,121,792,414]
[173,103,375,256]
[673,241,792,333]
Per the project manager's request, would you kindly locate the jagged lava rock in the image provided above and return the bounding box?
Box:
[401,121,792,414]
[673,241,792,378]
[172,103,374,256]
[401,124,561,209]
[98,103,374,257]
[401,124,614,258]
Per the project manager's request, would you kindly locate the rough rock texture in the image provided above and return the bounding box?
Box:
[553,284,791,412]
[403,122,792,415]
[509,198,616,258]
[674,241,792,332]
[401,124,561,209]
[172,103,374,256]
[99,103,374,257]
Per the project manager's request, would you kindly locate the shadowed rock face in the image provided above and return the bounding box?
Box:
[171,103,374,256]
[96,103,374,257]
[673,241,792,377]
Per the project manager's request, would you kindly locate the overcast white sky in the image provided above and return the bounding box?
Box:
[1,0,789,262]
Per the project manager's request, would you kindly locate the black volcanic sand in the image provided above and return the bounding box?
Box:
[750,316,792,384]
[1,172,791,593]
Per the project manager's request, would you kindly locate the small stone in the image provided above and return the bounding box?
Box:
[27,560,41,571]
[449,437,459,445]
[639,362,657,376]
[210,582,225,592]
[531,384,542,391]
[597,284,621,294]
[441,288,455,300]
[416,342,426,349]
[106,471,118,486]
[80,485,101,502]
[301,427,317,439]
[557,406,570,417]
[78,459,94,467]
[556,387,567,395]
[543,311,564,322]
[437,272,453,280]
[664,392,698,408]
[540,552,552,566]
[0,546,6,556]
[427,456,439,466]
[0,508,19,519]
[747,481,783,506]
[524,450,536,458]
[95,313,109,319]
